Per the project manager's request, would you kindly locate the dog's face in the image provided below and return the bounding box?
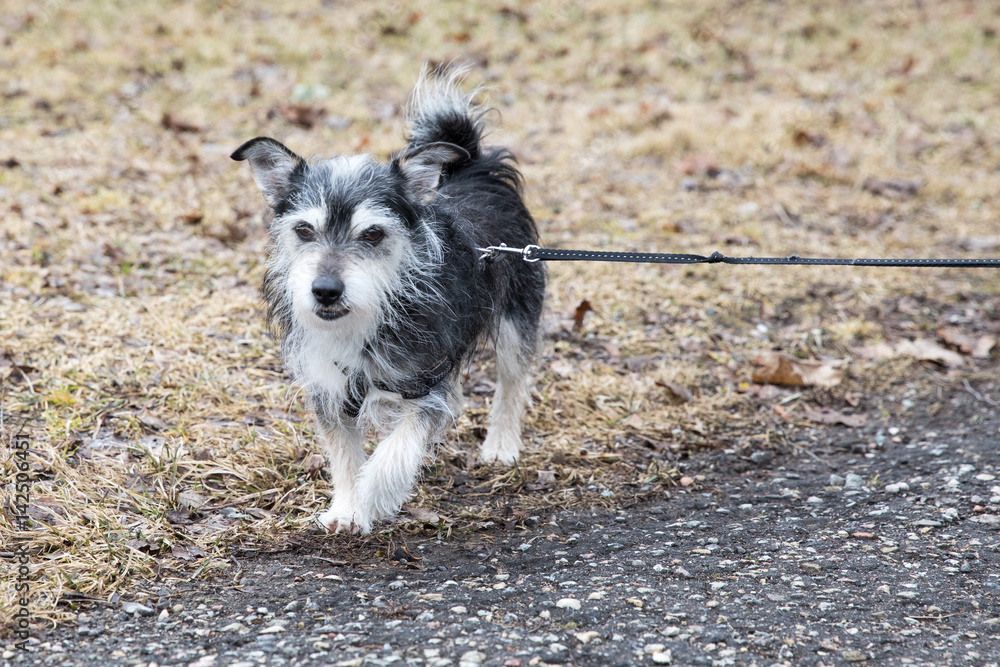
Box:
[232,138,465,333]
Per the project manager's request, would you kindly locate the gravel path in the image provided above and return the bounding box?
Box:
[9,395,1000,667]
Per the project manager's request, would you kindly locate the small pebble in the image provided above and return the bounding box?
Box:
[122,602,154,617]
[556,598,581,610]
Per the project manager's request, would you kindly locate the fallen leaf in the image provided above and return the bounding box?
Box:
[203,222,248,244]
[973,336,997,359]
[161,111,202,133]
[536,470,556,486]
[622,414,646,430]
[655,379,694,403]
[792,129,826,147]
[856,342,896,360]
[750,352,843,388]
[279,103,326,129]
[895,338,966,367]
[572,299,594,332]
[802,406,867,427]
[0,351,36,384]
[938,327,996,359]
[177,491,209,509]
[171,545,207,560]
[304,453,326,473]
[180,210,204,225]
[407,506,440,524]
[102,242,125,261]
[137,411,168,432]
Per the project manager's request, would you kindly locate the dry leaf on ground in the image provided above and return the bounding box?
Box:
[895,339,967,368]
[573,299,594,332]
[279,103,327,129]
[857,338,968,367]
[802,407,867,427]
[161,112,202,133]
[536,470,557,487]
[407,507,441,524]
[938,327,996,359]
[750,352,843,388]
[655,379,694,403]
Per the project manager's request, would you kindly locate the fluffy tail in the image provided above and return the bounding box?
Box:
[405,65,486,162]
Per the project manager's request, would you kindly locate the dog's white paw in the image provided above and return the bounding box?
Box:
[479,433,521,465]
[316,507,373,536]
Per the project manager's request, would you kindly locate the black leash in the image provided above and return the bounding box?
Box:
[478,244,1000,268]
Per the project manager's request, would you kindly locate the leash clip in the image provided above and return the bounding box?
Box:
[477,243,541,263]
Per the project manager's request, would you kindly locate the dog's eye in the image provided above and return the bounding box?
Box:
[294,224,316,241]
[361,227,384,245]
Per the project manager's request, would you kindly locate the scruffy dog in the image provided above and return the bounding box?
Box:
[232,69,545,534]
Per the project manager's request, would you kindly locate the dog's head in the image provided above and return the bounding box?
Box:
[232,137,466,332]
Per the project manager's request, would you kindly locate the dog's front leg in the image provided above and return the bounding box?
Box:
[314,411,368,534]
[350,406,438,535]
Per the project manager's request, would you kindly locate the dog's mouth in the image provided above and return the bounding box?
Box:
[314,307,350,321]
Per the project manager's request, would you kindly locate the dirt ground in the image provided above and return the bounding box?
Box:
[2,0,1000,664]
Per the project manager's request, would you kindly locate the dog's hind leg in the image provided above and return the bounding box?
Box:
[314,410,368,534]
[480,317,534,465]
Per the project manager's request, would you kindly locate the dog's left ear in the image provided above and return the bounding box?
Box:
[393,142,470,204]
[231,137,305,208]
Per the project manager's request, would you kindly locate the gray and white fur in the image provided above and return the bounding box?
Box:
[232,69,545,534]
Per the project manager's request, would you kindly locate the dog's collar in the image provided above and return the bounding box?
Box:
[338,357,454,418]
[372,357,454,400]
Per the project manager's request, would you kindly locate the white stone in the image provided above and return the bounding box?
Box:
[556,598,581,610]
[459,650,486,666]
[259,624,285,634]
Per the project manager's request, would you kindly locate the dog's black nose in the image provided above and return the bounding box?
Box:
[312,276,345,306]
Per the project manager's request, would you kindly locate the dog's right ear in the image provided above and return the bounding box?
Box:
[231,137,305,208]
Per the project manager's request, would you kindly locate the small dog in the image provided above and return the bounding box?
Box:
[232,69,545,534]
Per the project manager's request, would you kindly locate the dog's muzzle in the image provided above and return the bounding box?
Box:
[312,276,350,320]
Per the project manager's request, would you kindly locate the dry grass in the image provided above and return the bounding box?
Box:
[1,0,999,628]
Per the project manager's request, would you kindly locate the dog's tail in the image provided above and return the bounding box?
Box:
[404,64,486,162]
